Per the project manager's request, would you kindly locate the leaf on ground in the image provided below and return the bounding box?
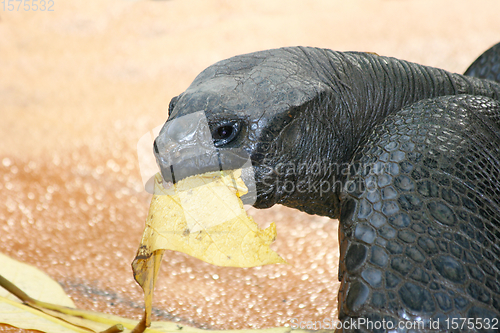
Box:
[0,252,75,307]
[0,252,91,332]
[0,252,88,332]
[0,295,83,333]
[0,252,178,332]
[0,254,309,333]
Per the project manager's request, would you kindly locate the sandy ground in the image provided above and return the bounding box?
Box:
[1,0,500,331]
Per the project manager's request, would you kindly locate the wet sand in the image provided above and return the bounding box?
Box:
[1,0,500,331]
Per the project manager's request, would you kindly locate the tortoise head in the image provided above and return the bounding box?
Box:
[154,47,346,216]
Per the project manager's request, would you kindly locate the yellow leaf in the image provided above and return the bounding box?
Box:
[0,253,75,307]
[131,169,285,329]
[0,252,193,332]
[131,249,164,327]
[1,253,128,332]
[1,254,318,333]
[135,170,285,268]
[0,252,92,332]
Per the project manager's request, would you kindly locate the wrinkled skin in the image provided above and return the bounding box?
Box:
[154,43,500,332]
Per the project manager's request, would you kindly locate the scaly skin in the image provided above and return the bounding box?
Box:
[465,42,500,82]
[154,45,500,332]
[339,95,500,332]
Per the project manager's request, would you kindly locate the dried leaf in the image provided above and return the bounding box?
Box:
[1,253,141,332]
[0,254,315,333]
[131,249,164,327]
[0,252,85,332]
[134,170,285,268]
[131,169,285,330]
[0,253,75,307]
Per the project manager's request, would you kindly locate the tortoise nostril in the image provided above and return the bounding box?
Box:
[153,140,159,154]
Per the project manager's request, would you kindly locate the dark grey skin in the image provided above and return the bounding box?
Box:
[154,43,500,332]
[465,42,500,82]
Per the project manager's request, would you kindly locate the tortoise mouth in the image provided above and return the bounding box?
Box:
[154,146,250,184]
[154,149,257,205]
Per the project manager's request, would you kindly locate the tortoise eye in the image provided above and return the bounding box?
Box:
[212,121,240,147]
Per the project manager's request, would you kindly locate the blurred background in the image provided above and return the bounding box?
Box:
[1,0,499,331]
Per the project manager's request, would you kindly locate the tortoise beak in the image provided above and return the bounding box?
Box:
[153,111,219,183]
